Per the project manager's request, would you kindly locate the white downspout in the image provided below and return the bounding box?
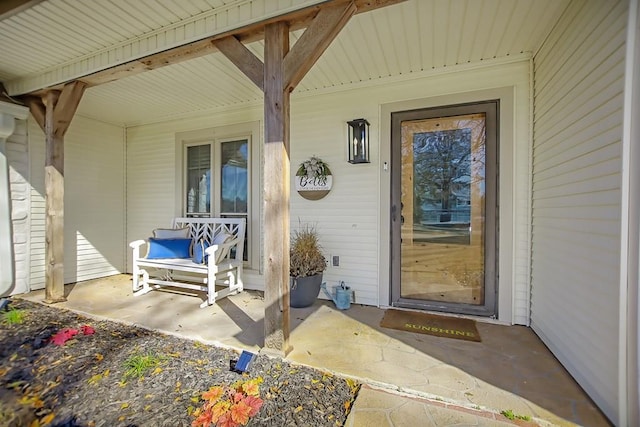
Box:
[0,101,29,297]
[619,0,639,424]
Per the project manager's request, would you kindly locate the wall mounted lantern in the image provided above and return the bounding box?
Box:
[347,118,370,164]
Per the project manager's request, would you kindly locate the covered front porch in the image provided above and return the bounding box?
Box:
[20,274,609,426]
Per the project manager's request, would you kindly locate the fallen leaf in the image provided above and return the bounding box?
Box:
[294,406,303,413]
[88,374,103,385]
[152,367,162,375]
[81,325,95,335]
[40,413,55,425]
[50,328,79,346]
[95,353,103,362]
[120,402,129,410]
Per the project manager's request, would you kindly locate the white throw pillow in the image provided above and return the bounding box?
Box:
[153,227,190,239]
[212,231,232,245]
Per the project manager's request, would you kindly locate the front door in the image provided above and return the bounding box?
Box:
[390,101,498,316]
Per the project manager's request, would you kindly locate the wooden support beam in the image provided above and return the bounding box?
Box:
[24,82,85,304]
[44,90,65,303]
[213,37,264,91]
[262,21,291,356]
[283,1,356,90]
[53,81,86,138]
[0,0,43,21]
[24,96,45,132]
[22,0,406,96]
[213,1,360,357]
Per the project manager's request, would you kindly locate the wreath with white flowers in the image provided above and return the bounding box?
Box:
[295,156,332,200]
[296,156,331,185]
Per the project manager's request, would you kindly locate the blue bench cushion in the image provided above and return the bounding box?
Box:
[146,238,192,259]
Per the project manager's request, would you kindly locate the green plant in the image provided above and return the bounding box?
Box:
[3,308,25,325]
[122,352,163,379]
[191,378,264,427]
[289,223,327,279]
[500,409,531,421]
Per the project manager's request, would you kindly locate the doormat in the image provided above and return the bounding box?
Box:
[380,310,481,342]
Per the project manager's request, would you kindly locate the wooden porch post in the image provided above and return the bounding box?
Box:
[25,81,86,303]
[263,21,292,355]
[214,1,356,356]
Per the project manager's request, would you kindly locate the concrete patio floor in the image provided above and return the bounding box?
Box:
[19,274,611,427]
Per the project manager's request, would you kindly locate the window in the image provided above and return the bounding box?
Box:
[178,122,260,270]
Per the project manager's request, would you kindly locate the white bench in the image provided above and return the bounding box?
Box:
[129,217,246,307]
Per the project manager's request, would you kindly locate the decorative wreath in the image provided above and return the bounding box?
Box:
[296,156,331,185]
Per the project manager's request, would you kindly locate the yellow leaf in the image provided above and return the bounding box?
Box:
[29,419,40,427]
[120,402,129,410]
[144,394,154,399]
[187,405,195,415]
[344,401,351,411]
[144,405,151,411]
[103,369,110,377]
[311,379,320,384]
[41,413,55,425]
[118,416,125,422]
[294,406,303,413]
[152,367,162,375]
[88,374,102,385]
[95,353,103,362]
[190,396,200,403]
[33,397,44,409]
[10,353,17,361]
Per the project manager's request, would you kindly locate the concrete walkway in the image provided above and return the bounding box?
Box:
[19,275,611,427]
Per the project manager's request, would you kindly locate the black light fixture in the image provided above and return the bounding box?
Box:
[347,118,370,164]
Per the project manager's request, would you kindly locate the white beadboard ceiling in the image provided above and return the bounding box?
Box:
[0,0,570,126]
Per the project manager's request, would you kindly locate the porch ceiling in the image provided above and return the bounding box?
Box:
[0,0,570,127]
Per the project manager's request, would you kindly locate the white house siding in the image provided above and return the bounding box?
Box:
[28,116,125,289]
[126,58,531,315]
[531,0,627,424]
[7,119,29,295]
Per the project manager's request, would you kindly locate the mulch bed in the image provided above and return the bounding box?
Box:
[0,299,360,427]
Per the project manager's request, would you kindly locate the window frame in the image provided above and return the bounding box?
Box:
[175,122,261,271]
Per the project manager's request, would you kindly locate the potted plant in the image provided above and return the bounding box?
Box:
[289,223,327,308]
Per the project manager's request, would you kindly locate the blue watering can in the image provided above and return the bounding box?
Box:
[321,281,353,310]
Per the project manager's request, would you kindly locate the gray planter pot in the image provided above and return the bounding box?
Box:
[289,273,323,308]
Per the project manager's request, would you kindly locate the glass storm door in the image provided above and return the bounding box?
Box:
[390,102,497,316]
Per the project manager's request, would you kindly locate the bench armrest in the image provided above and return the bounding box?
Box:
[130,239,147,260]
[129,239,147,249]
[205,237,241,265]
